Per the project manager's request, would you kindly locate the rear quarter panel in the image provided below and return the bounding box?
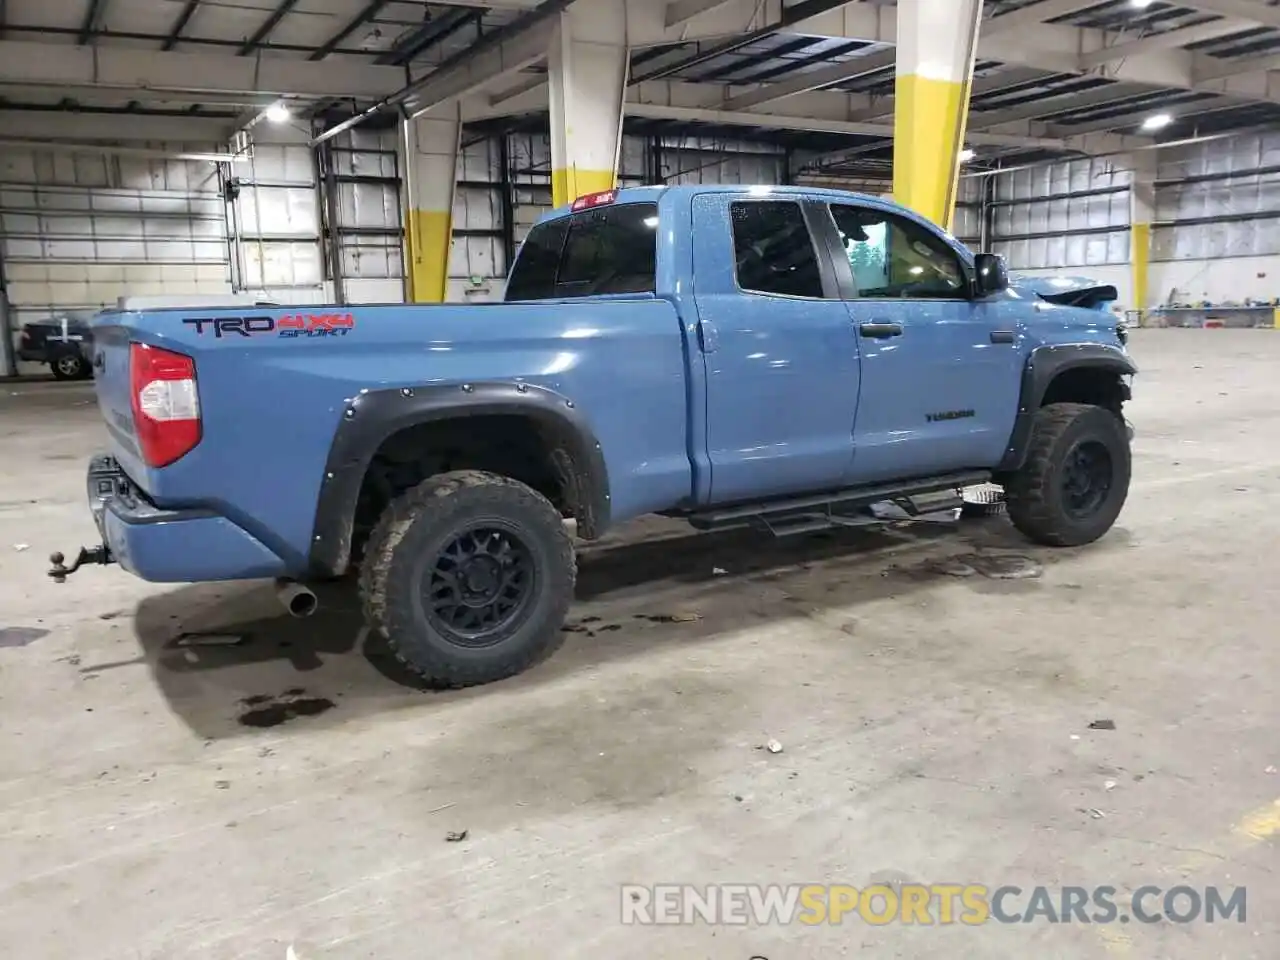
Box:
[109,299,690,571]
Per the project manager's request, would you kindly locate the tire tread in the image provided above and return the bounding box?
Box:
[358,470,576,687]
[1005,402,1128,547]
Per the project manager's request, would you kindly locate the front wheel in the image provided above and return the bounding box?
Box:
[50,351,87,381]
[1004,403,1131,547]
[359,470,576,688]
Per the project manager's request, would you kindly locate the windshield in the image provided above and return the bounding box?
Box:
[505,202,658,301]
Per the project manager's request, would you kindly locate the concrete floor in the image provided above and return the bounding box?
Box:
[1,330,1277,959]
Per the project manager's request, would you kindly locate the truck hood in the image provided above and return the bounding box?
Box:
[1009,273,1118,311]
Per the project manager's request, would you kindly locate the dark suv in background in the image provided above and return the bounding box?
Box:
[17,314,95,380]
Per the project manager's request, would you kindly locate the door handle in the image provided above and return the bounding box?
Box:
[989,330,1015,344]
[859,321,903,339]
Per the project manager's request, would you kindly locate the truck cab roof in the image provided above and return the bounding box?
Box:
[538,183,907,221]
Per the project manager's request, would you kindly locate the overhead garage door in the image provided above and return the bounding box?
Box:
[0,147,231,327]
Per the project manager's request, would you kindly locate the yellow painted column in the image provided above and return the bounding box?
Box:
[548,0,628,208]
[401,108,460,303]
[892,0,984,230]
[1128,152,1157,321]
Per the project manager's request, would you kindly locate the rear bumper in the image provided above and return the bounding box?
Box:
[88,455,288,583]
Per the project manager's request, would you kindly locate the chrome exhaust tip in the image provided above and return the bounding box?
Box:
[275,579,318,618]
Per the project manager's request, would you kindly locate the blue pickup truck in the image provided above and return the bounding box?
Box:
[52,185,1134,687]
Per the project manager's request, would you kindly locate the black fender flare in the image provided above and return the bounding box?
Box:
[307,382,611,577]
[997,343,1137,473]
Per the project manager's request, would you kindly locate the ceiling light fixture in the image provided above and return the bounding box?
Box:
[1130,0,1155,8]
[265,103,291,124]
[1141,112,1172,130]
[959,148,976,163]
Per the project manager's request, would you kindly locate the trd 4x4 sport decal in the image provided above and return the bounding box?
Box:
[182,314,356,339]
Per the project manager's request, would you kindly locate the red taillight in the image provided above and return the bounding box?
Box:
[570,189,617,212]
[129,342,201,468]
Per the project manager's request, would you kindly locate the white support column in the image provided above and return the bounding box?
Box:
[1127,151,1157,319]
[893,0,984,230]
[401,107,461,303]
[548,0,629,207]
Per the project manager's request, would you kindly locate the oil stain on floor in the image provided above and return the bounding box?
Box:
[237,687,336,728]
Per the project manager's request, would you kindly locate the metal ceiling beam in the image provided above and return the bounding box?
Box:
[982,0,1099,36]
[846,66,1053,123]
[969,82,1156,130]
[401,14,557,116]
[313,0,576,144]
[311,0,389,61]
[162,0,201,52]
[624,99,1149,155]
[0,39,406,99]
[78,0,109,45]
[721,48,894,111]
[376,7,479,65]
[1172,0,1280,30]
[238,0,300,56]
[1079,19,1257,69]
[0,109,235,141]
[665,0,738,28]
[1194,49,1280,81]
[1042,94,1225,134]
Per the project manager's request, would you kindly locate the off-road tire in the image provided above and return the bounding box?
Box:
[50,350,87,381]
[1004,402,1130,547]
[359,470,576,688]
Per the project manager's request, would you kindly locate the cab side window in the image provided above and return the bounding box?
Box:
[829,204,967,300]
[730,200,825,299]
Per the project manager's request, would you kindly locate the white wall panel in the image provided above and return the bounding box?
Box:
[0,145,232,322]
[327,128,403,300]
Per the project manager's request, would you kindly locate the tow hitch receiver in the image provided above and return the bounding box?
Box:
[48,545,114,583]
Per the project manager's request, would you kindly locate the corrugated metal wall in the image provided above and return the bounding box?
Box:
[0,147,229,324]
[326,128,405,304]
[989,131,1280,307]
[989,157,1132,270]
[1154,131,1280,262]
[230,140,323,300]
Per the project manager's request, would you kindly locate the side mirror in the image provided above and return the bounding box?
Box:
[974,253,1009,296]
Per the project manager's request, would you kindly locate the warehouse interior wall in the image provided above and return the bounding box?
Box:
[6,119,1280,321]
[992,130,1280,312]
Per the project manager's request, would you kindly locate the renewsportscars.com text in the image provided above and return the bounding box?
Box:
[621,883,1247,926]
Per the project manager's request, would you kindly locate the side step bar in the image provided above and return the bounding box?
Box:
[686,470,993,534]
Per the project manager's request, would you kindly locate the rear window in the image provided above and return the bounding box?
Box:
[505,202,658,301]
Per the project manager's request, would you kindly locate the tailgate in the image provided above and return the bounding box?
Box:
[91,296,268,487]
[91,317,149,483]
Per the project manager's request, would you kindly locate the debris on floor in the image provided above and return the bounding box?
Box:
[175,632,248,648]
[12,543,29,552]
[635,612,702,624]
[765,739,784,754]
[1088,719,1117,731]
[445,830,469,843]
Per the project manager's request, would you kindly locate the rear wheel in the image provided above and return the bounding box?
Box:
[359,470,575,688]
[50,350,87,381]
[1004,402,1130,547]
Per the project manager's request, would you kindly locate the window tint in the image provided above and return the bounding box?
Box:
[504,219,568,300]
[829,205,967,299]
[730,201,824,299]
[505,203,658,301]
